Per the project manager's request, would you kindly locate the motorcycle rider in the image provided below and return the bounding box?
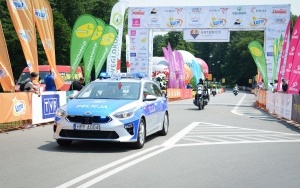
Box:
[233,84,239,95]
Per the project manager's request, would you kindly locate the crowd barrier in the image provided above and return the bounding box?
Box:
[0,88,225,127]
[0,91,78,126]
[256,89,300,123]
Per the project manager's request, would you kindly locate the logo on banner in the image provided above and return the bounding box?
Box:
[12,0,27,9]
[290,82,298,92]
[190,29,199,39]
[12,97,26,116]
[130,30,136,36]
[250,17,267,26]
[112,12,123,26]
[234,19,242,25]
[42,94,60,119]
[19,30,31,42]
[35,8,48,20]
[0,67,6,78]
[167,18,183,27]
[272,9,287,14]
[210,17,226,27]
[150,8,157,14]
[132,18,141,27]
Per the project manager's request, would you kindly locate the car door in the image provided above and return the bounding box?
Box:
[142,82,164,135]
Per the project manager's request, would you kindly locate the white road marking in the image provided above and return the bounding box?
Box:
[56,121,300,187]
[231,94,246,116]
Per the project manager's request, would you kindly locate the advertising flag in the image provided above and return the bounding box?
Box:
[248,41,268,89]
[277,20,290,91]
[0,21,15,92]
[83,18,106,84]
[6,0,38,73]
[106,1,128,74]
[70,14,97,79]
[32,0,64,90]
[287,16,300,94]
[284,16,300,83]
[94,25,118,79]
[272,38,279,82]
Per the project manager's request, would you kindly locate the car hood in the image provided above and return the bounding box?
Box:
[66,99,139,116]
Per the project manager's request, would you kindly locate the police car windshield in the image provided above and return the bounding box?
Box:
[76,82,141,100]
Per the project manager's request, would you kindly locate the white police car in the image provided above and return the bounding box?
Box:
[53,73,169,149]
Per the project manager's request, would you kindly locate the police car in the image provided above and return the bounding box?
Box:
[53,73,169,149]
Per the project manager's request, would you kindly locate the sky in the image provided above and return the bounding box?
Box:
[123,0,300,16]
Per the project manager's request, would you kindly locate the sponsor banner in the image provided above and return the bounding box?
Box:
[33,0,65,90]
[248,41,268,89]
[94,25,118,79]
[83,18,106,83]
[277,20,290,91]
[183,29,230,42]
[0,21,15,92]
[287,16,300,94]
[31,91,66,124]
[128,5,290,29]
[6,0,38,73]
[128,29,149,76]
[70,14,97,79]
[0,92,32,123]
[107,1,128,74]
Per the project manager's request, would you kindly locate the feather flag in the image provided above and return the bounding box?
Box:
[0,21,15,92]
[70,14,97,79]
[32,0,65,90]
[83,18,106,84]
[6,0,38,73]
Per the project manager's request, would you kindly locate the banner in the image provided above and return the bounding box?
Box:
[0,21,15,92]
[277,20,290,91]
[183,29,230,42]
[287,17,300,94]
[248,41,268,89]
[174,50,185,89]
[83,18,106,84]
[0,92,32,123]
[272,38,279,83]
[94,25,118,79]
[284,16,300,83]
[70,14,97,79]
[6,0,38,73]
[32,0,65,90]
[106,1,128,74]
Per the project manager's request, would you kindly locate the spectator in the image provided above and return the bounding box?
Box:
[44,71,57,91]
[23,72,40,95]
[69,77,85,91]
[281,79,288,93]
[273,79,278,93]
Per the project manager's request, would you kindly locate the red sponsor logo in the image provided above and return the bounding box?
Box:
[272,9,287,14]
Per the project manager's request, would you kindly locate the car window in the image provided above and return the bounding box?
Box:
[76,81,140,100]
[143,82,162,98]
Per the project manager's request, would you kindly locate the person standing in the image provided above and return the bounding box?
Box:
[23,72,40,94]
[44,71,57,91]
[281,79,288,93]
[69,77,85,91]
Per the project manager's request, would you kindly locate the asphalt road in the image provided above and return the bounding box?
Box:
[1,90,300,188]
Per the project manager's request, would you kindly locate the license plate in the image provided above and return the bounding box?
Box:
[74,124,100,130]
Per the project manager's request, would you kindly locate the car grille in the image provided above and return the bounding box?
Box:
[59,130,119,139]
[66,116,112,124]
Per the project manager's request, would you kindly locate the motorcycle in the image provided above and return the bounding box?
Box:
[211,88,217,97]
[193,85,209,110]
[233,88,239,96]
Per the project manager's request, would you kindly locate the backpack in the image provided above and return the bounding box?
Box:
[19,80,31,91]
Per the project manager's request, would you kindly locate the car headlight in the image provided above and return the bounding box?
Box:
[56,108,66,118]
[114,109,135,119]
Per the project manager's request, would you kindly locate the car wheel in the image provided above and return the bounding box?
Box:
[132,119,146,149]
[158,112,169,136]
[57,139,72,146]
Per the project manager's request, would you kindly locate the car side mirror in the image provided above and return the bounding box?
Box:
[143,94,157,101]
